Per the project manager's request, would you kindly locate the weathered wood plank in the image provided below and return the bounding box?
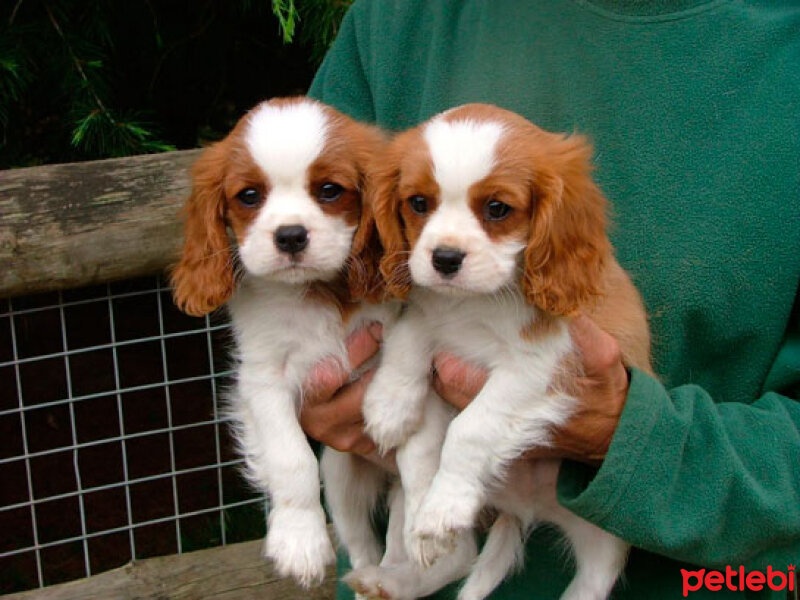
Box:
[3,539,337,600]
[0,149,201,298]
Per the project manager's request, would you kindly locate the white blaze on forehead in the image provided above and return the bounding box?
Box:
[423,118,504,199]
[245,101,328,184]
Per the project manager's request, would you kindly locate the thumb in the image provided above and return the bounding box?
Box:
[569,315,622,376]
[305,357,349,402]
[346,323,383,371]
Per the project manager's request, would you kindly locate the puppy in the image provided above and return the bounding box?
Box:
[363,104,653,600]
[171,97,401,588]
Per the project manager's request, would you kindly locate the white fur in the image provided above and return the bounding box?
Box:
[347,374,481,600]
[246,101,328,184]
[423,118,502,195]
[363,117,629,599]
[229,275,400,587]
[218,100,407,587]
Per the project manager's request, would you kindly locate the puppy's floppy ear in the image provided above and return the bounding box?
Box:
[344,123,390,302]
[347,197,386,302]
[522,133,610,316]
[369,142,411,300]
[170,139,235,316]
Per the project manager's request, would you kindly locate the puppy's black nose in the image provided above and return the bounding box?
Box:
[274,225,308,254]
[432,247,466,277]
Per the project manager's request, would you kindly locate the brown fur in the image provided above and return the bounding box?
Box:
[468,176,533,242]
[305,276,361,325]
[520,311,560,342]
[369,129,435,299]
[515,133,610,317]
[170,97,387,317]
[585,261,653,374]
[171,137,237,317]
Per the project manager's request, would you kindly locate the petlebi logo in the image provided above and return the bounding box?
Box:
[681,565,795,596]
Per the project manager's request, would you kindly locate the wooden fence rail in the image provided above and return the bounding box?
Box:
[0,149,201,298]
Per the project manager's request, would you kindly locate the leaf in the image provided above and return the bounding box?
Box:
[272,0,298,43]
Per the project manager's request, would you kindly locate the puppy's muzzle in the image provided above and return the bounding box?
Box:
[432,247,466,277]
[274,225,309,255]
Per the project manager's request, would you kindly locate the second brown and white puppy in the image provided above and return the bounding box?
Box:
[361,104,652,600]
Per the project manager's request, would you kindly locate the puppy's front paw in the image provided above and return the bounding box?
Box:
[409,487,480,568]
[362,372,428,453]
[344,565,411,600]
[265,507,335,588]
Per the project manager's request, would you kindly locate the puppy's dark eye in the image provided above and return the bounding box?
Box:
[318,182,344,203]
[484,199,512,221]
[236,188,261,207]
[408,195,428,215]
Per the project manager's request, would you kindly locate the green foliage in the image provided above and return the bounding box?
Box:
[1,0,347,168]
[271,0,353,63]
[70,109,176,158]
[272,0,298,43]
[0,32,31,130]
[1,0,178,165]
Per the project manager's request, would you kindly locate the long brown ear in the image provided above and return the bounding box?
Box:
[347,197,386,302]
[369,151,411,300]
[523,134,610,316]
[340,122,388,303]
[170,140,234,316]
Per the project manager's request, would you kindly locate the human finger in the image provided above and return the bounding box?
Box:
[346,322,383,371]
[432,352,487,410]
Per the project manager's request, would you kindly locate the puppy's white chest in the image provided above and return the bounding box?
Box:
[414,290,568,370]
[229,280,345,383]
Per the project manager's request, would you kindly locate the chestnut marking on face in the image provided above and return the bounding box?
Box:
[222,143,271,242]
[468,175,533,244]
[306,155,362,227]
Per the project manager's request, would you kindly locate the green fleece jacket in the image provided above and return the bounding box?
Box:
[308,1,800,598]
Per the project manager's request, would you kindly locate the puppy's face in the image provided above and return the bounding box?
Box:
[373,104,610,315]
[230,100,369,282]
[400,116,529,295]
[172,98,383,316]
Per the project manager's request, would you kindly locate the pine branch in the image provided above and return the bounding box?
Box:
[42,2,173,157]
[44,2,110,117]
[8,0,24,25]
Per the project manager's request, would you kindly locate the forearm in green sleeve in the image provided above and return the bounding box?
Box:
[307,1,375,122]
[557,368,800,569]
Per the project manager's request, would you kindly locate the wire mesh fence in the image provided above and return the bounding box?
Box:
[0,276,265,594]
[2,277,797,599]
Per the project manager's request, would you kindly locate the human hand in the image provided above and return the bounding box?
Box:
[432,315,630,465]
[299,323,383,455]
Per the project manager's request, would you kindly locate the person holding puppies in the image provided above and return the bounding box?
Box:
[301,1,800,598]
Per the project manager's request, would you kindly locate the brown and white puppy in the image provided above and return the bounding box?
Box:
[360,103,652,600]
[171,97,400,588]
